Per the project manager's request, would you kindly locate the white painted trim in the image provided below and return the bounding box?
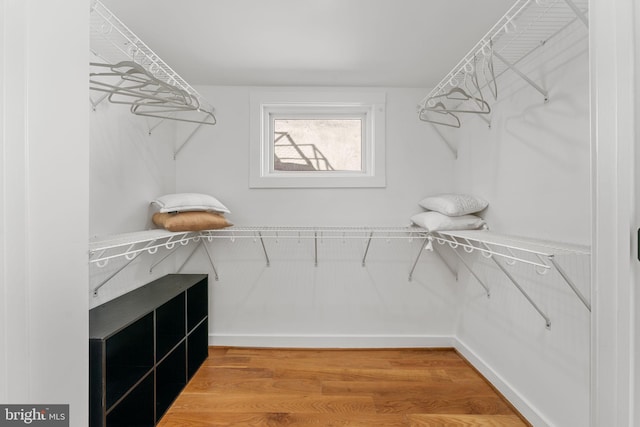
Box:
[454,338,550,427]
[589,0,637,425]
[249,90,386,188]
[209,333,455,349]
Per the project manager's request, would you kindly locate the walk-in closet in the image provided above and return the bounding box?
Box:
[1,0,639,426]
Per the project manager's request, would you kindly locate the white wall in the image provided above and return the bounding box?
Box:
[89,81,177,237]
[88,73,181,306]
[449,21,590,427]
[174,86,462,347]
[89,86,180,308]
[0,1,89,425]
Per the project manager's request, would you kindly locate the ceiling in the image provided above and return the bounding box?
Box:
[100,0,515,88]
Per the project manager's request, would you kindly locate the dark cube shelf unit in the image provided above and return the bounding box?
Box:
[89,274,209,427]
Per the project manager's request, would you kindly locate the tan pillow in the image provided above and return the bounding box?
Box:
[152,211,233,232]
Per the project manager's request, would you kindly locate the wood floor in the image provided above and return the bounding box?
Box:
[157,347,531,427]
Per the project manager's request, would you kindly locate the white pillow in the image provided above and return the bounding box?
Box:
[410,211,486,232]
[419,193,488,216]
[152,193,230,214]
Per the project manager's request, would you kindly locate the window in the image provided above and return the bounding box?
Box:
[250,91,386,188]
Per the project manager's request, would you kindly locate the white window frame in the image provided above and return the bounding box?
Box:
[249,91,386,188]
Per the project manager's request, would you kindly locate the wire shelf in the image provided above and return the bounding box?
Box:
[430,229,591,318]
[89,0,215,124]
[200,226,428,241]
[418,0,588,111]
[89,230,201,267]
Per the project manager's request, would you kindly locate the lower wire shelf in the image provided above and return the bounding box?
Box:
[89,226,429,295]
[426,229,591,330]
[89,226,591,328]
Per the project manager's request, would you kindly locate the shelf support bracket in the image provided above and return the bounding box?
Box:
[433,245,457,279]
[429,123,457,158]
[549,256,590,311]
[176,241,203,273]
[563,0,588,28]
[92,240,157,296]
[314,232,318,267]
[89,78,124,111]
[147,118,166,135]
[174,114,213,159]
[490,254,551,329]
[361,232,374,266]
[257,232,270,267]
[493,52,549,102]
[149,245,181,273]
[408,237,431,281]
[89,93,110,111]
[450,247,490,298]
[202,242,220,281]
[477,113,492,129]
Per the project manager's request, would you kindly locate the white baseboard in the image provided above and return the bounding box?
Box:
[453,337,551,427]
[209,333,455,349]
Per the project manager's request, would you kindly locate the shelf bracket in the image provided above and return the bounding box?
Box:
[176,241,203,273]
[563,0,588,28]
[477,113,492,129]
[92,240,157,296]
[147,117,166,135]
[89,78,125,111]
[493,52,549,102]
[408,237,431,281]
[314,232,318,267]
[202,242,220,281]
[450,247,491,298]
[429,123,457,158]
[361,232,374,266]
[174,114,213,159]
[149,245,181,273]
[549,256,590,311]
[89,93,110,111]
[257,232,270,267]
[433,245,457,279]
[489,252,551,329]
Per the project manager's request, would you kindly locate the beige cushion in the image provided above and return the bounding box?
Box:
[152,211,233,232]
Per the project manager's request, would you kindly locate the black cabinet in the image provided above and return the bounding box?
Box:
[90,274,208,427]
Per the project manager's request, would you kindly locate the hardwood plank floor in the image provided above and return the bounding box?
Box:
[157,347,530,427]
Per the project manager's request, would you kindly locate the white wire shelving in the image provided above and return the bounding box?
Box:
[418,0,588,125]
[427,229,590,329]
[89,0,216,155]
[89,226,590,328]
[201,226,429,268]
[89,226,429,295]
[89,230,203,295]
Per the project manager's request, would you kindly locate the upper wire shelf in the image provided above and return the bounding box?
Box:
[89,0,215,126]
[418,0,588,117]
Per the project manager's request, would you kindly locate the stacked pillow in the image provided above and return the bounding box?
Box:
[411,193,488,232]
[151,193,233,232]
